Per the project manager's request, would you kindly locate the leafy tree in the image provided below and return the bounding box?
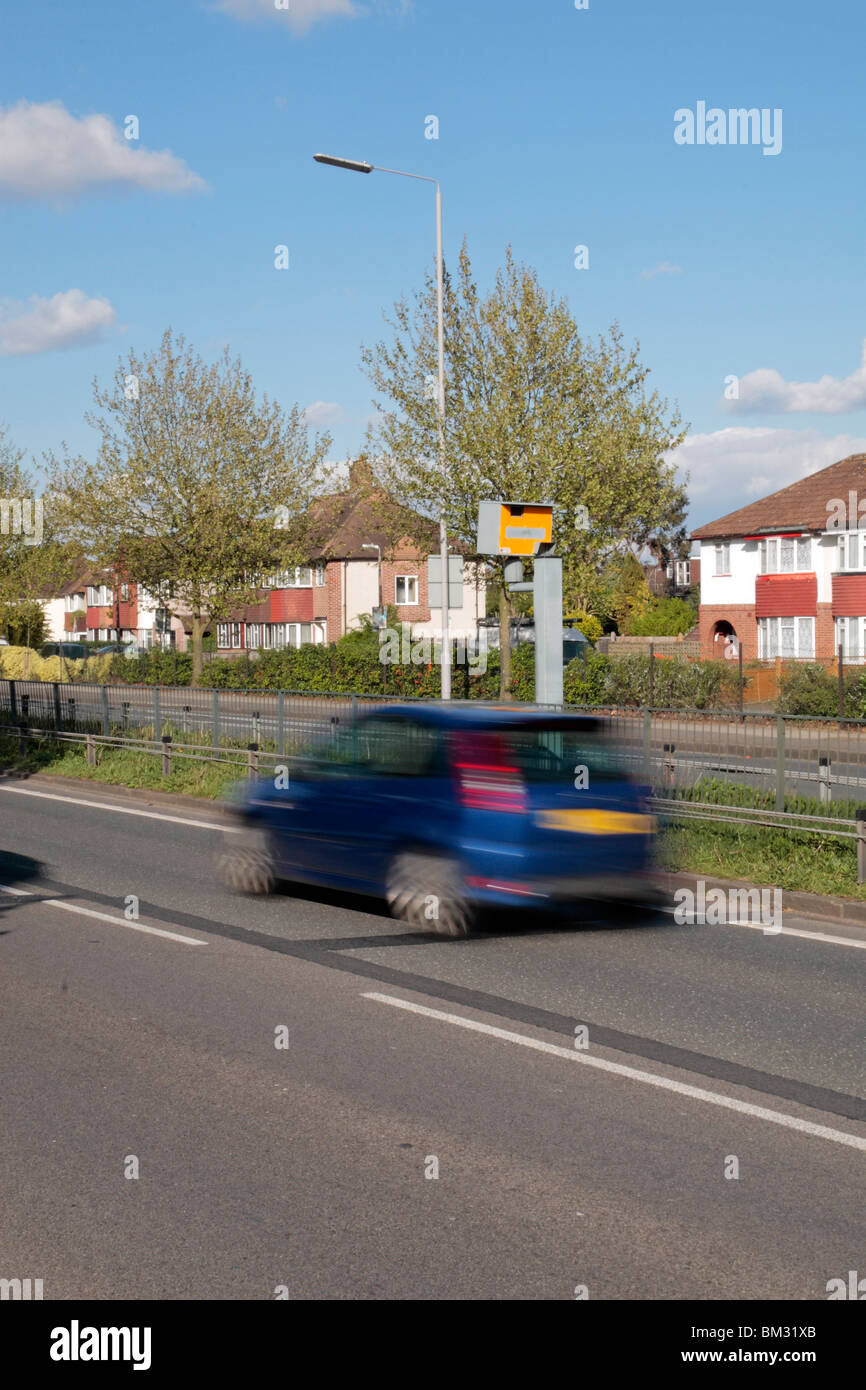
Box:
[608,552,652,631]
[627,596,698,636]
[361,244,687,696]
[0,598,46,648]
[0,423,74,667]
[48,331,332,681]
[566,609,603,643]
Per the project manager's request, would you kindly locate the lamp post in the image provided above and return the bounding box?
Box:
[313,153,451,698]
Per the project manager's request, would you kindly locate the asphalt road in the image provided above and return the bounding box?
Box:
[1,774,864,1299]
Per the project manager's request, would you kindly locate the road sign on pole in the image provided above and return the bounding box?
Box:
[476,500,562,707]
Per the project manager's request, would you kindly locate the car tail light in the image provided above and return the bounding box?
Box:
[451,732,528,814]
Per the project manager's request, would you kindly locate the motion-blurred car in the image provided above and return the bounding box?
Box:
[221,704,658,936]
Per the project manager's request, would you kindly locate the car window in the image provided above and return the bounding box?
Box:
[355,717,445,777]
[304,717,444,779]
[500,728,625,783]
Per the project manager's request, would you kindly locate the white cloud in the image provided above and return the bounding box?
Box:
[304,401,346,427]
[0,290,116,356]
[640,262,683,281]
[214,0,360,34]
[0,101,207,200]
[668,427,866,529]
[723,341,866,414]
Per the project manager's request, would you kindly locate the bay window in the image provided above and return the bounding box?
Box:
[758,616,814,659]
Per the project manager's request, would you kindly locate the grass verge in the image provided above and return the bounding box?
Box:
[0,734,244,799]
[657,818,865,900]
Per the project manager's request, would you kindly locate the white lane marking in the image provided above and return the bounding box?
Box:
[659,904,866,950]
[727,919,866,950]
[0,784,238,833]
[0,884,206,946]
[363,992,866,1153]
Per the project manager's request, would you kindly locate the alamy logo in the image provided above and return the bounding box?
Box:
[50,1321,152,1371]
[379,623,488,673]
[0,497,43,545]
[674,883,782,933]
[826,492,866,529]
[0,1277,43,1299]
[826,1270,866,1299]
[674,103,782,156]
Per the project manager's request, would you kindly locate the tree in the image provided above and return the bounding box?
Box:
[361,244,688,696]
[608,552,652,631]
[0,423,73,668]
[48,331,332,681]
[626,596,697,636]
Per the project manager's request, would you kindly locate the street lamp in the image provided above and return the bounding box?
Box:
[313,152,452,698]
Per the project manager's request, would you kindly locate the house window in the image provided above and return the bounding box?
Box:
[395,575,418,605]
[758,617,814,659]
[231,623,242,649]
[835,617,866,661]
[246,623,261,649]
[315,562,326,586]
[266,567,313,589]
[714,545,731,576]
[675,560,691,586]
[138,628,154,650]
[760,536,812,573]
[217,623,230,649]
[837,533,866,572]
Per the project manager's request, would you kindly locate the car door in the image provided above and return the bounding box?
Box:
[277,716,449,892]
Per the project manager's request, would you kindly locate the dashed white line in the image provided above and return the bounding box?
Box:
[0,884,207,946]
[363,992,866,1153]
[0,784,238,832]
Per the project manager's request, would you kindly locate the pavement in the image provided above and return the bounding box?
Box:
[1,773,864,1299]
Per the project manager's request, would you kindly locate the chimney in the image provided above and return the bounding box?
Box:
[348,457,374,491]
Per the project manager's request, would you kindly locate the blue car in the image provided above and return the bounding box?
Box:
[221,703,658,936]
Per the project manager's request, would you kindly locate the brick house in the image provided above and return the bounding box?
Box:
[692,452,866,663]
[42,566,187,650]
[214,460,484,655]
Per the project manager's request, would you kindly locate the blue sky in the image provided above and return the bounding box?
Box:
[2,0,865,532]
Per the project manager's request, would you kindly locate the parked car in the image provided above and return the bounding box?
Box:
[40,641,90,660]
[220,704,658,936]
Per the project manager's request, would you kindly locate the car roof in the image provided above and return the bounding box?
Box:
[356,702,600,731]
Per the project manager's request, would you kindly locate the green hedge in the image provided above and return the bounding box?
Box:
[776,662,866,718]
[564,651,742,709]
[65,641,742,711]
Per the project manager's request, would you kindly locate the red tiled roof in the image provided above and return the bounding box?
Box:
[691,453,866,541]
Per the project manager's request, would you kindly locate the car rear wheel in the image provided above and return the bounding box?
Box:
[220,829,276,895]
[386,851,474,938]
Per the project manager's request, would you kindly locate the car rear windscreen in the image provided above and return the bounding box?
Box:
[500,727,627,782]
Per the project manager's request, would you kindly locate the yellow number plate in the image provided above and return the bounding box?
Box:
[534,809,656,835]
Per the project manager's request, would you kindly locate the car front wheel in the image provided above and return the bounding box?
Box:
[386,851,474,938]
